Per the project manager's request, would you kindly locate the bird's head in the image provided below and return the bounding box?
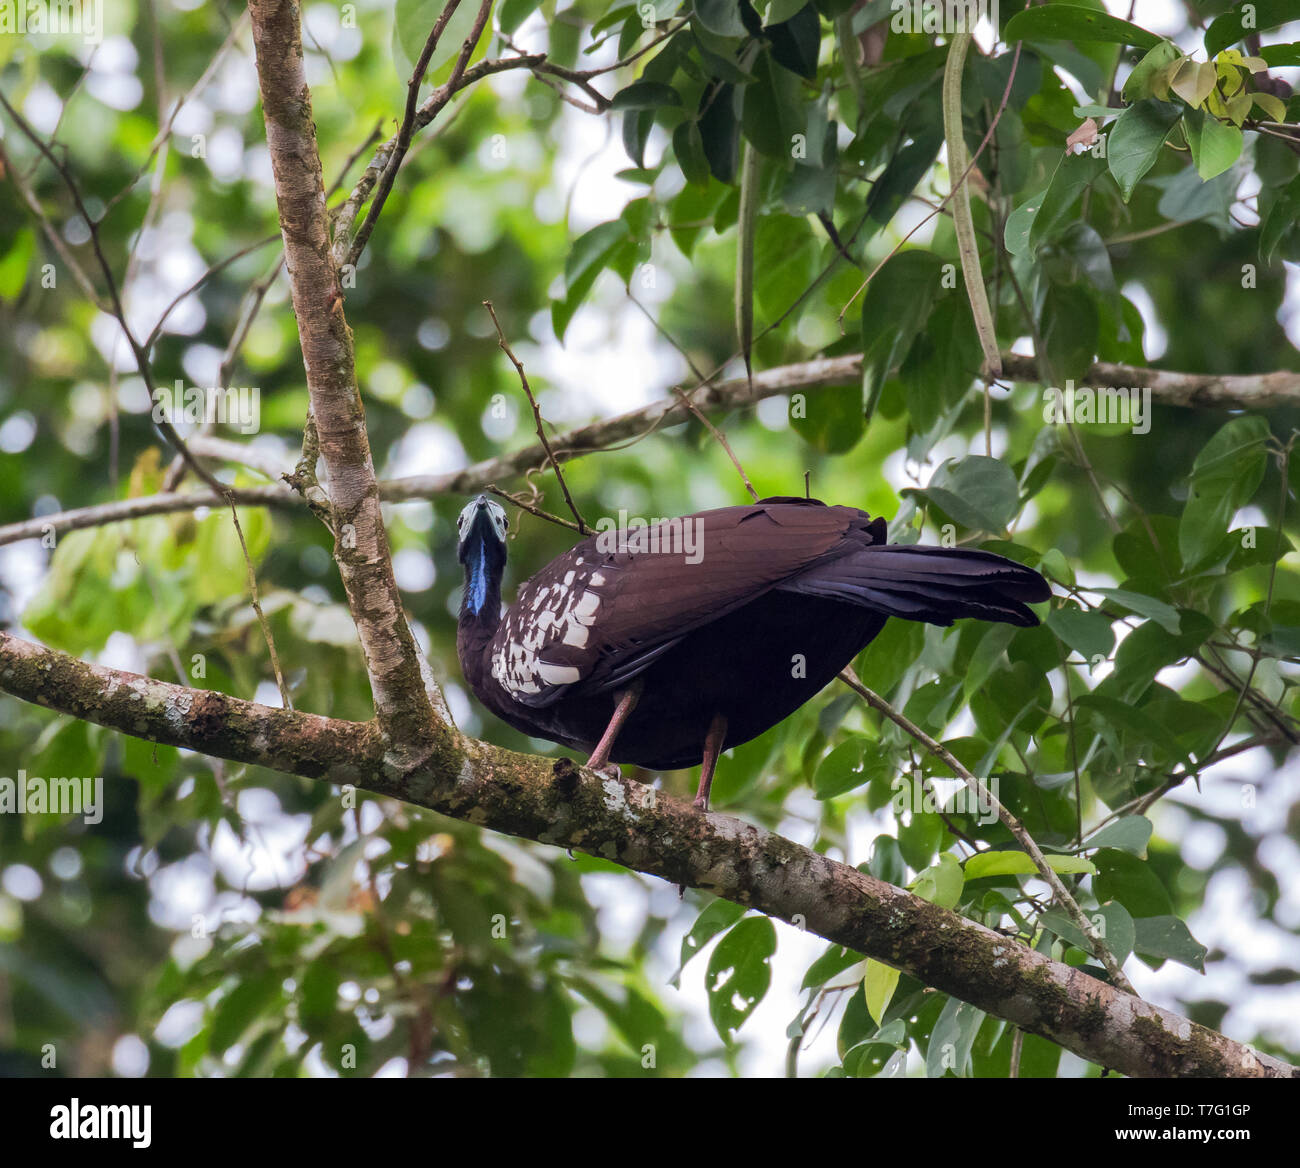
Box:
[457,496,510,619]
[456,494,509,562]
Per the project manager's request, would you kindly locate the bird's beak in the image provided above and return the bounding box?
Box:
[459,495,502,549]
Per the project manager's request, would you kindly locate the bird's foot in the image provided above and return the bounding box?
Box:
[591,762,621,780]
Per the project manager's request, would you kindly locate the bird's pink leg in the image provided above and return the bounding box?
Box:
[693,712,729,810]
[586,683,641,773]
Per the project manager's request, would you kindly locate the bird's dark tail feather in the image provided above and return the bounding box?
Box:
[778,545,1051,627]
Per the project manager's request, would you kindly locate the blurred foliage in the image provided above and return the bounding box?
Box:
[1,0,1299,1077]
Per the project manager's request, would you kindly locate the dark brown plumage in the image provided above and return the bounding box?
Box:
[456,494,1050,806]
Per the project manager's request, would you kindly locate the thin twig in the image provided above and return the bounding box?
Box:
[483,301,589,534]
[143,234,281,352]
[347,0,490,268]
[485,485,584,535]
[672,388,759,503]
[223,492,293,710]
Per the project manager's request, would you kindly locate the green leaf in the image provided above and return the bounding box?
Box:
[898,800,944,870]
[1006,151,1107,258]
[863,959,900,1025]
[1107,100,1183,202]
[1252,91,1288,123]
[565,220,631,291]
[964,623,1016,701]
[671,899,747,987]
[963,851,1096,880]
[926,996,985,1078]
[394,0,487,82]
[1121,41,1181,103]
[622,106,655,167]
[1047,604,1115,664]
[909,455,1020,534]
[610,81,682,110]
[1040,903,1136,965]
[1003,5,1160,49]
[899,295,981,434]
[210,974,285,1052]
[1154,163,1239,227]
[741,50,805,159]
[1260,43,1300,68]
[869,836,907,886]
[705,917,777,1041]
[1133,915,1208,972]
[1040,280,1099,380]
[696,0,749,37]
[1073,104,1128,118]
[814,736,893,799]
[859,249,942,416]
[499,0,544,35]
[1083,815,1153,857]
[0,227,34,300]
[1179,416,1271,570]
[1094,849,1174,918]
[1092,587,1183,634]
[699,82,740,183]
[766,4,820,79]
[1184,108,1243,181]
[553,218,632,340]
[1260,174,1300,265]
[1075,692,1195,765]
[788,382,867,454]
[1168,58,1218,108]
[909,853,964,909]
[801,944,864,991]
[760,0,808,25]
[862,132,944,238]
[673,120,711,186]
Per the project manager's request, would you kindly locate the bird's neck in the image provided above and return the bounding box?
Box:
[459,534,503,634]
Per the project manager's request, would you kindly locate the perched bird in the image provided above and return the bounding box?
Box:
[456,494,1050,809]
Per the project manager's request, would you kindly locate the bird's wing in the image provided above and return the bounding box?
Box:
[488,498,871,707]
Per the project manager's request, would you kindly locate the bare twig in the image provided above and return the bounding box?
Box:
[483,300,589,534]
[485,484,584,535]
[671,388,759,503]
[346,0,492,268]
[224,492,293,710]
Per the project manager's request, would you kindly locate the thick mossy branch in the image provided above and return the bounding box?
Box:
[0,629,1293,1079]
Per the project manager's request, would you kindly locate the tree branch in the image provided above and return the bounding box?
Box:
[248,0,441,754]
[0,628,1292,1079]
[7,352,1299,548]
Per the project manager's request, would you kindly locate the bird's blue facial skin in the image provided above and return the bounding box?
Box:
[467,540,489,615]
